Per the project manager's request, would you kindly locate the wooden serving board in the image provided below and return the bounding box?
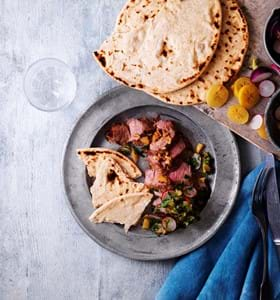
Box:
[195,0,280,157]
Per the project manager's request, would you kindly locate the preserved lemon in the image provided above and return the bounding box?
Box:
[238,83,260,109]
[207,84,229,108]
[227,104,249,124]
[257,123,268,140]
[231,77,251,98]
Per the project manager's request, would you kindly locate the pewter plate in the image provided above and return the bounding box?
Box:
[62,87,240,260]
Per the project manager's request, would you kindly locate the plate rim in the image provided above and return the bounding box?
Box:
[61,86,241,261]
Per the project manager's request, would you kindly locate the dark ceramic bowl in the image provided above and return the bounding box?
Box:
[265,89,280,149]
[264,8,280,67]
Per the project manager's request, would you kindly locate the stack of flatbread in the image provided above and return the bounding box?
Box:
[77,148,153,232]
[93,0,249,105]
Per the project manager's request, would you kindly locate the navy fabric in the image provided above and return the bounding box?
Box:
[156,165,280,300]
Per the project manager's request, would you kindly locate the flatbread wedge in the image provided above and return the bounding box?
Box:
[93,0,222,94]
[77,147,142,179]
[91,156,148,208]
[155,0,249,105]
[89,192,153,233]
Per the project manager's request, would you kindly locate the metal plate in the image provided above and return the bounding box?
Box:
[62,87,240,260]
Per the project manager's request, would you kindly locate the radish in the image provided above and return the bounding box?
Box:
[162,217,176,232]
[258,80,276,98]
[185,187,197,198]
[271,64,280,75]
[251,67,273,83]
[274,106,280,121]
[153,198,162,206]
[248,114,263,130]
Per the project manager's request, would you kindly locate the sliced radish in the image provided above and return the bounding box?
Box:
[153,191,161,197]
[248,114,263,130]
[185,187,197,198]
[153,198,162,206]
[271,64,280,75]
[162,217,176,232]
[274,106,280,121]
[259,80,276,98]
[251,67,273,83]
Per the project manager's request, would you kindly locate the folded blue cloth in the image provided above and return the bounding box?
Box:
[157,164,280,300]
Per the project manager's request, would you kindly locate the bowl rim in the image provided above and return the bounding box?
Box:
[263,8,280,68]
[265,88,280,149]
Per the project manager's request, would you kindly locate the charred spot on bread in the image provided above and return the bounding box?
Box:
[94,52,107,68]
[199,62,206,71]
[214,21,220,29]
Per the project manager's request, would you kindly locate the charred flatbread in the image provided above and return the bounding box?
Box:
[93,0,222,94]
[156,0,249,105]
[77,147,142,179]
[89,192,153,233]
[90,157,148,208]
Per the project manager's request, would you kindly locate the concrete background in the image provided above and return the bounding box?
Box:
[0,1,264,299]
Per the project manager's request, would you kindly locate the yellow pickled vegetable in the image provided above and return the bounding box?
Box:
[140,136,150,145]
[142,218,150,230]
[231,77,252,98]
[202,163,211,173]
[158,174,168,183]
[199,177,206,184]
[195,143,205,154]
[131,148,139,163]
[227,104,249,125]
[257,123,268,140]
[238,83,260,109]
[207,84,229,108]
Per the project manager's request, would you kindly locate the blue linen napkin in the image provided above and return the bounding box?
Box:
[156,165,280,300]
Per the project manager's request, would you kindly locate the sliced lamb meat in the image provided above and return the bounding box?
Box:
[106,123,130,145]
[147,151,172,170]
[127,118,146,141]
[141,118,155,133]
[150,120,176,151]
[170,138,186,158]
[155,120,176,137]
[150,137,171,151]
[144,169,169,189]
[168,162,192,183]
[147,151,161,169]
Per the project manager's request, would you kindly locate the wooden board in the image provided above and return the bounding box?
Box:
[195,0,280,157]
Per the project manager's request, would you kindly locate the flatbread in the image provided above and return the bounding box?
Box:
[89,192,153,233]
[93,0,222,94]
[77,148,142,179]
[90,157,148,208]
[155,0,249,105]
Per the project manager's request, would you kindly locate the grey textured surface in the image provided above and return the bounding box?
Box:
[0,1,264,299]
[63,87,240,260]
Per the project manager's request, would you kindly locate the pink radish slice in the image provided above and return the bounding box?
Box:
[153,191,161,197]
[248,114,263,130]
[185,187,197,198]
[162,217,177,232]
[153,198,162,206]
[274,106,280,121]
[259,80,276,97]
[271,64,280,75]
[251,67,273,83]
